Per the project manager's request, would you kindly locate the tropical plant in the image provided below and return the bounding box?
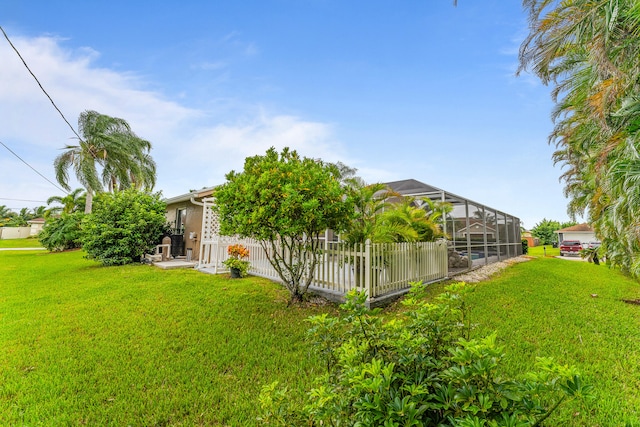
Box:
[340,182,399,244]
[259,283,592,425]
[0,206,17,227]
[82,188,167,266]
[38,211,85,251]
[380,196,452,242]
[54,110,156,213]
[46,188,86,216]
[519,0,640,275]
[214,147,354,303]
[580,246,601,265]
[0,205,13,219]
[342,182,450,244]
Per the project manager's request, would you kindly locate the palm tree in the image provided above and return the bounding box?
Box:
[54,110,156,213]
[0,205,13,219]
[519,0,640,275]
[342,182,400,244]
[46,188,86,216]
[30,206,47,218]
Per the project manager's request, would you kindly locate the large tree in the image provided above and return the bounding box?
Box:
[54,110,156,213]
[531,218,561,245]
[214,147,354,303]
[519,0,640,274]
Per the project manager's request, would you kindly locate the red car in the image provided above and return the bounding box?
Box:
[560,240,582,256]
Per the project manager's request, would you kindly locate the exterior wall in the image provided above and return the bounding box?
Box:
[165,201,205,259]
[557,231,597,244]
[0,227,31,239]
[29,222,44,236]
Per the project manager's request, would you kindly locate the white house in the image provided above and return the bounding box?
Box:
[555,223,597,245]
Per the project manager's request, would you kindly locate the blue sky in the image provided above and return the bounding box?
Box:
[1,1,575,228]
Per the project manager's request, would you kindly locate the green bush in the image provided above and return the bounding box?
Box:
[259,283,592,426]
[82,188,167,266]
[522,239,529,255]
[38,212,85,251]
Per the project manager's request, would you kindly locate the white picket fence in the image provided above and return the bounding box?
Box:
[199,237,448,300]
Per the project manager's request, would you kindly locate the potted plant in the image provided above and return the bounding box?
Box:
[223,244,250,278]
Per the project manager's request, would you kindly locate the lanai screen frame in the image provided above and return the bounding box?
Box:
[386,180,522,268]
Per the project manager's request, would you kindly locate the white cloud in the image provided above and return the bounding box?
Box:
[0,34,352,208]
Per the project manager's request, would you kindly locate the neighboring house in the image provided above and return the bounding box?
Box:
[521,230,539,247]
[455,220,496,240]
[27,218,45,236]
[164,186,215,260]
[555,223,597,245]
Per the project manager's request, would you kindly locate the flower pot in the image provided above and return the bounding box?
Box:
[230,267,242,278]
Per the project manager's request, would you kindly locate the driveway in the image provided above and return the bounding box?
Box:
[555,255,587,262]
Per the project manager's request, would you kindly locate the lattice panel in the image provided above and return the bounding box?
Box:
[201,197,220,241]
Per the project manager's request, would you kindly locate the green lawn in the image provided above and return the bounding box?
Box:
[464,256,640,425]
[0,237,43,248]
[1,249,639,425]
[0,250,336,426]
[527,244,560,258]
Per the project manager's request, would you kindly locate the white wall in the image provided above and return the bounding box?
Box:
[0,227,32,239]
[558,231,597,244]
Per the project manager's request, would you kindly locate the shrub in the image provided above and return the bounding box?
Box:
[522,238,529,255]
[259,283,592,426]
[82,188,167,266]
[38,212,85,251]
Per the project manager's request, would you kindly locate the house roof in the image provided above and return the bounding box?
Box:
[384,179,443,195]
[457,222,496,233]
[384,179,466,205]
[556,223,594,233]
[27,218,45,224]
[164,186,216,205]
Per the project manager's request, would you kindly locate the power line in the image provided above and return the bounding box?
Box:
[0,198,48,203]
[0,25,83,142]
[0,140,69,194]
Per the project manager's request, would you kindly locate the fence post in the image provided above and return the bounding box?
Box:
[365,239,372,301]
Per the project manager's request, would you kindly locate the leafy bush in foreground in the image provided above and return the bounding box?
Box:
[259,283,592,426]
[38,211,85,251]
[82,188,166,265]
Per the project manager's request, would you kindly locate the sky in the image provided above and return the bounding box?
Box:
[0,1,578,229]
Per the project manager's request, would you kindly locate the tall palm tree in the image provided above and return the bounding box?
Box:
[520,0,640,275]
[54,110,156,213]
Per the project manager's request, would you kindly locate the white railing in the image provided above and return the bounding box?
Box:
[199,238,448,300]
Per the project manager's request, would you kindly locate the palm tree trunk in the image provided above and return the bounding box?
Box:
[84,190,93,214]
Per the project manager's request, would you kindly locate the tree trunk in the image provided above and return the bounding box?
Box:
[84,190,93,214]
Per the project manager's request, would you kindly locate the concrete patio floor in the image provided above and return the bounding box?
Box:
[153,259,198,270]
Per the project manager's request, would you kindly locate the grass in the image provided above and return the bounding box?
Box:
[463,256,640,425]
[0,237,43,248]
[0,250,336,426]
[2,249,640,425]
[527,244,560,258]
